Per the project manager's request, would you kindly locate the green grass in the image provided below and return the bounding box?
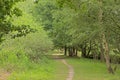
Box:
[66,57,120,80]
[53,60,68,80]
[45,53,69,80]
[8,60,55,80]
[1,51,120,80]
[7,57,69,80]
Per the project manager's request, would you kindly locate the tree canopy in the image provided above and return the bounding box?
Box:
[0,0,120,75]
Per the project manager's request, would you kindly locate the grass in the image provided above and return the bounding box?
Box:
[66,57,120,80]
[7,59,55,80]
[1,51,120,80]
[52,59,68,80]
[7,55,69,80]
[4,53,68,80]
[47,53,69,80]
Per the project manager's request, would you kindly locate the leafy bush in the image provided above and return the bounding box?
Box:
[0,31,53,71]
[22,32,53,62]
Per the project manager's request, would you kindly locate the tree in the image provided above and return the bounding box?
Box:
[0,0,33,43]
[33,0,120,68]
[98,0,114,74]
[33,0,57,31]
[56,0,120,74]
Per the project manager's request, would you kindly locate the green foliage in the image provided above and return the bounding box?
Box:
[0,0,23,19]
[33,0,57,30]
[52,8,73,47]
[0,0,54,77]
[0,0,34,43]
[0,37,29,71]
[53,0,120,58]
[0,31,53,63]
[22,32,53,62]
[0,28,54,79]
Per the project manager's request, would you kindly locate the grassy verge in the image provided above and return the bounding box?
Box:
[7,55,69,80]
[66,57,120,80]
[7,59,55,80]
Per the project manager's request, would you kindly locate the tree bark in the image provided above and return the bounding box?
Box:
[101,33,114,74]
[100,43,105,62]
[98,0,114,74]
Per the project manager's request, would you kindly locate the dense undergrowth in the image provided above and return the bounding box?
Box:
[0,31,54,80]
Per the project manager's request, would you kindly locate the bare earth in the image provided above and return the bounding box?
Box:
[0,70,10,80]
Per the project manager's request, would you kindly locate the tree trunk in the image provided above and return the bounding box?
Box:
[68,47,77,57]
[102,33,114,74]
[99,0,114,74]
[100,43,105,62]
[73,47,76,56]
[81,45,87,58]
[64,45,67,56]
[75,49,78,56]
[68,47,72,57]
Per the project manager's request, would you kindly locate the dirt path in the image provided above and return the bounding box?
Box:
[62,59,74,80]
[52,54,74,80]
[0,70,10,80]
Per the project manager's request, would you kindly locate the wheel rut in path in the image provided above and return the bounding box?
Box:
[61,59,74,80]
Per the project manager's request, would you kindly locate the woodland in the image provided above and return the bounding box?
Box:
[0,0,120,80]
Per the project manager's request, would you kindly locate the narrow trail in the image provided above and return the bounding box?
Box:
[62,59,74,80]
[0,70,10,80]
[52,55,74,80]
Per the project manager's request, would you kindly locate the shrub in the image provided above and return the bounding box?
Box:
[0,31,53,71]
